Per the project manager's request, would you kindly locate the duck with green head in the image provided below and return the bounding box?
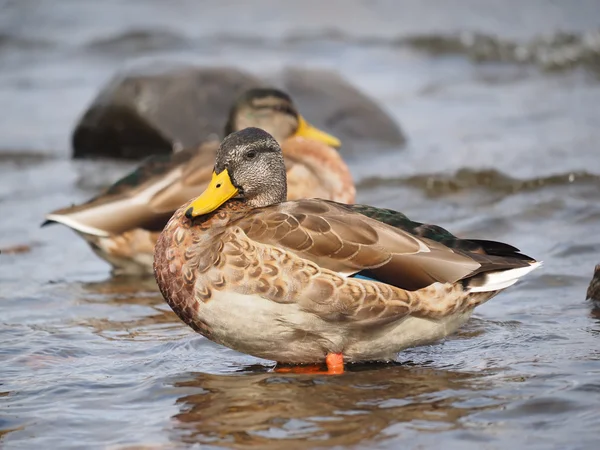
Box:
[154,127,541,375]
[44,88,354,275]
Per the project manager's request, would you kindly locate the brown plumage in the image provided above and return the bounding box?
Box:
[44,88,355,274]
[587,264,600,309]
[153,127,541,373]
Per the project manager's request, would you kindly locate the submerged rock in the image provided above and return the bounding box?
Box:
[586,264,600,309]
[72,64,405,160]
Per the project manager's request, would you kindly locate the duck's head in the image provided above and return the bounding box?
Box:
[185,127,287,219]
[224,88,341,149]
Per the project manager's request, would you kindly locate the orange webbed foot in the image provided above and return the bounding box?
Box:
[325,353,344,375]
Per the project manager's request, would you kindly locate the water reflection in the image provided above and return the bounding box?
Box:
[168,365,498,449]
[76,275,184,341]
[80,275,162,303]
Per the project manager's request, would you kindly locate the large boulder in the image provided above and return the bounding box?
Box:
[72,64,405,160]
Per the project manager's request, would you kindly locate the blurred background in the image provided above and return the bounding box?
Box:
[1,1,599,449]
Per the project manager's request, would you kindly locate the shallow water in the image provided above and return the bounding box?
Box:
[1,1,600,449]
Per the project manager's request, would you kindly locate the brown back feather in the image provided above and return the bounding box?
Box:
[230,199,527,291]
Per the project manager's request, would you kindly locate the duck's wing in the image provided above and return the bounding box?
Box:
[347,203,534,259]
[237,199,536,292]
[44,142,218,236]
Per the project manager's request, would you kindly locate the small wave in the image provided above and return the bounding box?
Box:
[552,243,600,258]
[0,150,53,165]
[357,169,600,196]
[283,29,390,46]
[0,33,54,51]
[401,30,600,73]
[83,29,190,54]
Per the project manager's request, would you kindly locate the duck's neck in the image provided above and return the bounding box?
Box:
[243,189,287,208]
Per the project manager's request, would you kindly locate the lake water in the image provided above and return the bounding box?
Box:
[1,1,599,449]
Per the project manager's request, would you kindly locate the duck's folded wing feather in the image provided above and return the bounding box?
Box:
[236,199,525,291]
[44,143,218,235]
[347,203,533,259]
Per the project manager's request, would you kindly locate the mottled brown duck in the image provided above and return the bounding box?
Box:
[153,127,541,375]
[586,264,600,309]
[44,88,354,274]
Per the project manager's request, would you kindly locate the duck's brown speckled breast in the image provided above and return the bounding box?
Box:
[153,200,249,338]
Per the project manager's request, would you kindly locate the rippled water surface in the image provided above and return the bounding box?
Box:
[1,1,600,449]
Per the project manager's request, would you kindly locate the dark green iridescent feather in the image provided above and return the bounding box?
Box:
[345,203,532,260]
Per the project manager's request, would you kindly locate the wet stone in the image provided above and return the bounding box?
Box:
[72,65,260,160]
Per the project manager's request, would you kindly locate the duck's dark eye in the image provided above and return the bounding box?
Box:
[245,150,257,160]
[273,105,295,115]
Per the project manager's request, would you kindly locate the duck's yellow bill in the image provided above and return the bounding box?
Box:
[295,115,341,148]
[185,169,239,219]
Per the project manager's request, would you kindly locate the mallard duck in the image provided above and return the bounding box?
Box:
[586,264,600,309]
[44,88,355,275]
[153,127,541,375]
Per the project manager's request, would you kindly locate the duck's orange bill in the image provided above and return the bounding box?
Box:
[185,169,238,218]
[295,115,341,149]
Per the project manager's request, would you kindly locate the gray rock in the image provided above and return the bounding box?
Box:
[72,64,405,160]
[72,66,261,159]
[272,67,405,158]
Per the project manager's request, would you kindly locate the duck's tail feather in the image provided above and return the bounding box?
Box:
[42,213,111,237]
[467,261,542,293]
